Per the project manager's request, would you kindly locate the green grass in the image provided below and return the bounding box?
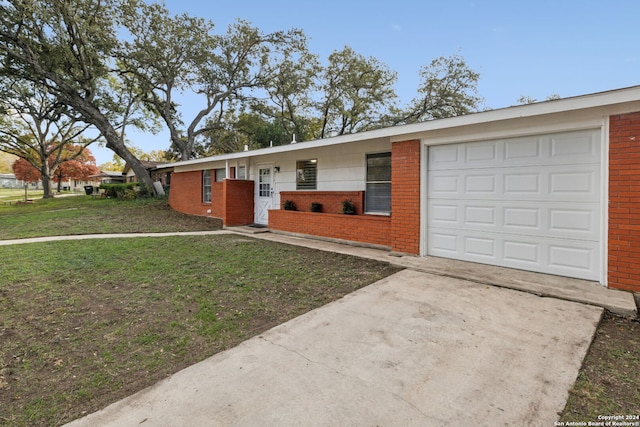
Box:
[0,195,221,239]
[0,196,401,426]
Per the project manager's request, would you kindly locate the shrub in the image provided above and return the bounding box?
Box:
[310,202,322,213]
[100,183,140,199]
[341,199,356,215]
[282,200,297,211]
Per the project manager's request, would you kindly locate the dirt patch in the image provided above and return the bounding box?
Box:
[560,311,640,422]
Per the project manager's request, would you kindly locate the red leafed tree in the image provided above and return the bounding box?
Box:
[12,157,42,183]
[11,145,100,192]
[52,145,100,192]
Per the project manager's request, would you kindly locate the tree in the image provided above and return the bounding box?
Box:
[249,39,321,143]
[10,145,99,192]
[516,93,561,105]
[203,112,290,154]
[0,0,157,192]
[52,145,99,192]
[392,54,483,125]
[120,1,308,160]
[317,47,398,138]
[12,157,40,183]
[0,79,98,198]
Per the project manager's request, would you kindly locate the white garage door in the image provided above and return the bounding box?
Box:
[427,129,601,281]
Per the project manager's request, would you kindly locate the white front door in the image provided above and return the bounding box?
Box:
[255,165,274,225]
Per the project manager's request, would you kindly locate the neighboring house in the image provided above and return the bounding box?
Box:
[0,173,22,189]
[158,85,640,293]
[0,173,99,191]
[123,161,170,186]
[90,171,126,184]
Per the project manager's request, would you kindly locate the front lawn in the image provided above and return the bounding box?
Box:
[0,234,401,426]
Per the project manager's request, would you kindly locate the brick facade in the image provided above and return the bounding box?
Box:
[609,113,640,292]
[269,140,423,255]
[169,170,254,226]
[169,170,210,217]
[222,179,254,226]
[269,210,391,248]
[390,140,421,255]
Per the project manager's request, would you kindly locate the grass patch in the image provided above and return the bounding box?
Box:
[0,235,401,426]
[559,311,640,423]
[0,196,221,239]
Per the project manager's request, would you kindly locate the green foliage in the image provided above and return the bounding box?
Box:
[318,46,398,137]
[283,200,297,211]
[396,54,483,124]
[310,202,322,212]
[341,199,356,215]
[99,183,140,199]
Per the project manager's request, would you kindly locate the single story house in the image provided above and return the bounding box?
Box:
[158,85,640,293]
[123,160,170,186]
[90,170,126,184]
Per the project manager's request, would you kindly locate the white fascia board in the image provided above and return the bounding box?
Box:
[158,85,640,171]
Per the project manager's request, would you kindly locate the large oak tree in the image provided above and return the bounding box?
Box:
[0,0,156,191]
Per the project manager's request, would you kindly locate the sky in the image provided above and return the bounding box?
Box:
[92,0,640,165]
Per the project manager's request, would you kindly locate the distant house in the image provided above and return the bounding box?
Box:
[158,85,640,293]
[0,173,21,189]
[123,161,171,186]
[90,171,126,184]
[1,173,99,191]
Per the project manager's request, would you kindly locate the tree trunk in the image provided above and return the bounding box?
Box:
[41,173,53,198]
[103,132,155,193]
[67,97,157,194]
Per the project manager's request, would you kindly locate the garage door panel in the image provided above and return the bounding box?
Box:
[430,130,600,171]
[465,174,497,194]
[550,131,599,159]
[429,200,599,240]
[504,137,543,161]
[427,129,601,281]
[430,165,599,202]
[428,228,599,280]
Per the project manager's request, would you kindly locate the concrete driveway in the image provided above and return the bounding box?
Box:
[65,268,602,427]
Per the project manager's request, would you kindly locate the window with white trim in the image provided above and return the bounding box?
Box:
[203,170,211,203]
[296,159,317,190]
[365,152,391,214]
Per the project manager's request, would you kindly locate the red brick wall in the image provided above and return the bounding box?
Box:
[391,140,421,255]
[211,182,224,218]
[223,180,254,226]
[278,191,364,214]
[169,172,254,226]
[609,113,640,292]
[169,170,212,217]
[269,210,391,247]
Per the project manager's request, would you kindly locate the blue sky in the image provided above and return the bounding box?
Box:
[94,0,640,165]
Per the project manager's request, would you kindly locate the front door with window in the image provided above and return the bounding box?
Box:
[255,165,273,225]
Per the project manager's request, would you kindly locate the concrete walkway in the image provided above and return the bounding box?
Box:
[2,229,635,426]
